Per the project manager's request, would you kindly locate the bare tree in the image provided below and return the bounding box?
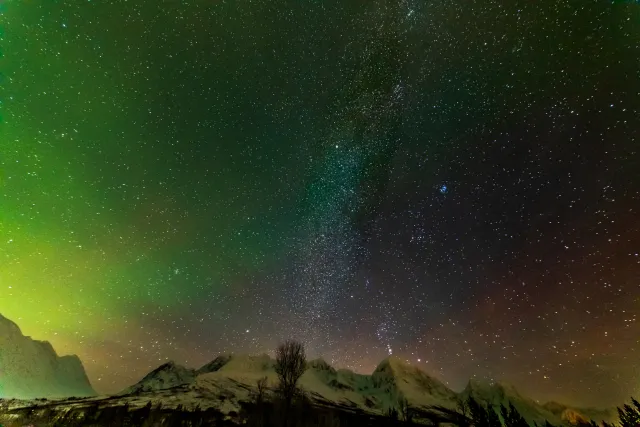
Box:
[455,395,470,418]
[398,393,413,423]
[256,376,268,405]
[275,340,307,412]
[248,376,269,427]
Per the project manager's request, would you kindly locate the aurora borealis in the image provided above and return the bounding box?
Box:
[1,0,639,408]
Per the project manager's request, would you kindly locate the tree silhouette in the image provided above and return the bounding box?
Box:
[387,406,399,421]
[131,401,152,426]
[617,397,640,427]
[456,396,470,419]
[275,340,307,425]
[256,375,268,405]
[398,393,413,423]
[500,403,529,427]
[468,396,490,427]
[487,404,502,427]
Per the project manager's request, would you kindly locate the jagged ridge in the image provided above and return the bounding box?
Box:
[117,352,614,425]
[0,313,96,399]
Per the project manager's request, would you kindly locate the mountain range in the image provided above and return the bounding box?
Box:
[0,312,617,425]
[113,354,616,425]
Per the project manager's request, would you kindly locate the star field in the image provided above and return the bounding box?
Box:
[1,0,639,408]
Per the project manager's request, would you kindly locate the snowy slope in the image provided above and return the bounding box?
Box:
[371,356,458,409]
[196,355,233,374]
[111,353,615,424]
[196,354,278,394]
[461,379,559,424]
[119,361,196,395]
[460,379,617,426]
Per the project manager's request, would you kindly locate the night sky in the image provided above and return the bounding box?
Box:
[1,0,639,408]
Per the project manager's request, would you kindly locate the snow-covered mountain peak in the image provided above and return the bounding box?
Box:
[0,312,96,399]
[0,312,24,337]
[370,356,457,408]
[372,355,412,375]
[113,352,617,427]
[493,380,521,396]
[465,377,494,390]
[196,354,233,374]
[120,360,195,395]
[463,378,524,401]
[373,356,442,384]
[308,358,336,374]
[197,353,274,375]
[215,353,274,373]
[464,378,532,407]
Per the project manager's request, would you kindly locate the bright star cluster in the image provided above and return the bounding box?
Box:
[0,0,638,408]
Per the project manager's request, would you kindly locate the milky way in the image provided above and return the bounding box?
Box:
[1,0,638,407]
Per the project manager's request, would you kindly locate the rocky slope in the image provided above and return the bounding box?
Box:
[0,313,96,399]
